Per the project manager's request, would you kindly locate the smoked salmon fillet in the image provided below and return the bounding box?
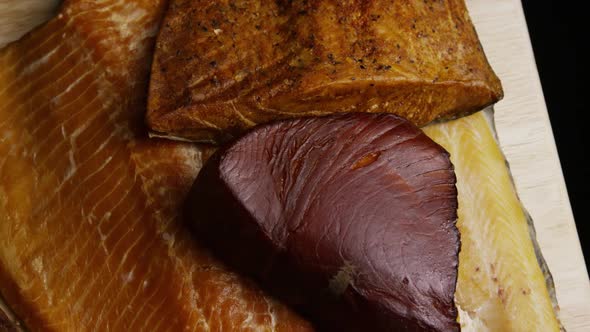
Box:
[147,0,503,143]
[0,0,560,331]
[0,1,310,330]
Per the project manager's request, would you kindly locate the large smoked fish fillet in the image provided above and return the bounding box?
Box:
[0,1,560,331]
[147,0,503,143]
[0,0,310,331]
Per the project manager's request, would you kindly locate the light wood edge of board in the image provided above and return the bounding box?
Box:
[465,0,590,331]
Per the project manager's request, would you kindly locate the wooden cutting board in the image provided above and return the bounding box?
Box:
[1,0,588,330]
[464,1,590,331]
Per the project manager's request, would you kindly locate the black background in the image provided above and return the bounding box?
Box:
[521,0,588,271]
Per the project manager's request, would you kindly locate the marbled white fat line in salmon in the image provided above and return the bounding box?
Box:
[0,1,311,330]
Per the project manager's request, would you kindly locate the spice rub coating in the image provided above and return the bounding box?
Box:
[148,0,503,143]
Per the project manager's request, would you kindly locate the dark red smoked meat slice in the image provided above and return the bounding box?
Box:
[186,113,460,331]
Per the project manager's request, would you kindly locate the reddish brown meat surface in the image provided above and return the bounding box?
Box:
[187,113,461,331]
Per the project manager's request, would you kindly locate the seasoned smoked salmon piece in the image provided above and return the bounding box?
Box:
[0,1,559,331]
[147,0,503,143]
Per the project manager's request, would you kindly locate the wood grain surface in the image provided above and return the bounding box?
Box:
[465,1,590,330]
[0,0,588,330]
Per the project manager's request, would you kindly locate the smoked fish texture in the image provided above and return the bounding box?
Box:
[0,0,311,331]
[424,110,561,331]
[0,1,560,331]
[147,0,503,143]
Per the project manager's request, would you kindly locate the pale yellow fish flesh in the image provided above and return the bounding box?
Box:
[425,110,561,331]
[0,0,560,331]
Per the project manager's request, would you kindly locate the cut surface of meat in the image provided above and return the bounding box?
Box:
[0,1,561,331]
[187,113,460,331]
[147,0,503,143]
[0,1,310,330]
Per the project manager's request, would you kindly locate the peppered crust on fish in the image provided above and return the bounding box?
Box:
[0,0,562,331]
[147,0,503,143]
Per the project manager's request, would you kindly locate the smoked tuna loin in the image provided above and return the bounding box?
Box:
[187,113,461,331]
[147,0,503,143]
[0,1,563,331]
[0,0,310,330]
